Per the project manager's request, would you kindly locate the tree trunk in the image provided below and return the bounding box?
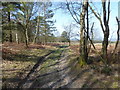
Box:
[88,22,94,53]
[85,1,89,63]
[89,0,110,64]
[25,12,29,48]
[68,40,71,46]
[102,1,110,64]
[33,16,40,44]
[102,30,109,63]
[43,3,47,45]
[79,0,88,66]
[16,33,19,44]
[9,30,12,42]
[25,28,29,48]
[8,11,12,42]
[113,17,120,54]
[44,34,47,45]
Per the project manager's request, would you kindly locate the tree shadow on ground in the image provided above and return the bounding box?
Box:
[17,50,55,88]
[29,65,71,88]
[3,44,119,88]
[83,75,118,88]
[60,68,91,88]
[24,57,91,88]
[46,49,63,60]
[20,52,72,88]
[53,45,68,49]
[3,53,39,62]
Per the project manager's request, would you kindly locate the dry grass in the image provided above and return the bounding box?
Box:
[2,42,58,88]
[2,42,119,88]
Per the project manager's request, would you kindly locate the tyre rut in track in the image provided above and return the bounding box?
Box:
[18,46,69,88]
[17,50,55,88]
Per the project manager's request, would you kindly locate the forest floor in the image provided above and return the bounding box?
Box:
[2,42,120,88]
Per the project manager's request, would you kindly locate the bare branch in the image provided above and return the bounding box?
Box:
[107,0,110,24]
[66,0,80,24]
[88,3,105,32]
[102,1,107,26]
[70,2,80,23]
[90,2,101,16]
[84,24,96,50]
[113,17,120,54]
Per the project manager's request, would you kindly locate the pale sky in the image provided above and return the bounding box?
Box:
[2,0,119,41]
[52,1,119,41]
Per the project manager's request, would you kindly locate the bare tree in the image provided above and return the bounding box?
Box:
[89,0,110,64]
[87,22,94,53]
[15,32,19,44]
[79,0,88,65]
[15,2,38,47]
[63,23,75,46]
[65,0,81,24]
[65,0,96,65]
[60,0,96,65]
[113,17,120,54]
[32,12,40,44]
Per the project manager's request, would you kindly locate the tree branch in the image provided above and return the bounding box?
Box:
[70,2,80,23]
[113,17,120,54]
[107,0,110,24]
[66,0,80,24]
[88,3,105,33]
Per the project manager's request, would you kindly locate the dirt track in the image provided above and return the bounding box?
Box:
[2,44,119,88]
